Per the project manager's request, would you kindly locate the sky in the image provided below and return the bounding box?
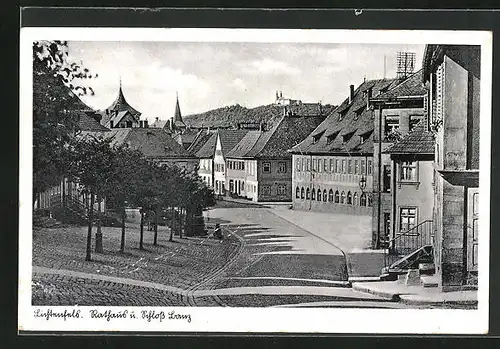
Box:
[68,41,425,122]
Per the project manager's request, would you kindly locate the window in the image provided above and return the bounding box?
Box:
[335,190,340,203]
[229,180,234,193]
[330,159,335,172]
[400,161,417,181]
[409,115,422,131]
[361,159,366,174]
[347,191,352,205]
[342,159,346,173]
[328,189,334,202]
[354,160,359,174]
[335,159,340,173]
[278,185,286,195]
[367,159,373,175]
[306,159,311,171]
[301,187,305,199]
[353,192,359,206]
[367,194,373,207]
[278,162,287,174]
[324,159,329,172]
[360,193,367,206]
[296,187,300,199]
[383,165,391,192]
[311,188,316,200]
[317,189,322,201]
[263,162,271,173]
[296,159,300,171]
[340,191,346,204]
[242,162,245,171]
[306,188,310,200]
[301,158,305,172]
[312,159,317,171]
[400,207,417,232]
[318,159,323,172]
[221,164,224,172]
[323,189,327,202]
[262,185,271,195]
[384,115,399,135]
[348,160,352,174]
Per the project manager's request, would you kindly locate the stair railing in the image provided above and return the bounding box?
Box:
[384,220,433,269]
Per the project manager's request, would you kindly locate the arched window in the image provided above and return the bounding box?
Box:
[367,193,373,207]
[296,187,300,199]
[353,192,359,206]
[335,190,340,203]
[301,187,305,199]
[311,188,316,200]
[306,188,310,199]
[323,189,327,202]
[317,188,322,201]
[340,191,346,204]
[328,189,334,202]
[360,193,367,206]
[347,191,353,205]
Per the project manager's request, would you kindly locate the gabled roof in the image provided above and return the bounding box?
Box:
[173,128,199,145]
[289,77,402,155]
[187,130,215,156]
[226,131,263,158]
[82,127,194,159]
[385,121,435,155]
[150,119,168,129]
[371,70,426,100]
[76,111,110,132]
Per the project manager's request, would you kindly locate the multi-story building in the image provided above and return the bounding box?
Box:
[369,70,427,247]
[188,128,249,192]
[289,79,401,217]
[226,103,331,202]
[424,44,481,290]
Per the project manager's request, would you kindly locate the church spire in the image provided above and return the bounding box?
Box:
[172,91,186,131]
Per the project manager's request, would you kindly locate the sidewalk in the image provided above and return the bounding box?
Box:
[268,207,385,279]
[352,281,478,306]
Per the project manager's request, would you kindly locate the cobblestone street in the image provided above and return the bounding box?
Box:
[32,204,452,308]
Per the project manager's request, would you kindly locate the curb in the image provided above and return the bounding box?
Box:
[398,294,478,306]
[351,283,400,301]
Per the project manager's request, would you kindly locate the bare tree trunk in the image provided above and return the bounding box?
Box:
[169,207,174,242]
[139,208,144,250]
[120,204,126,253]
[85,191,94,261]
[95,196,103,253]
[153,208,158,245]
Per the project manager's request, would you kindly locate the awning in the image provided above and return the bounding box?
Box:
[437,169,479,187]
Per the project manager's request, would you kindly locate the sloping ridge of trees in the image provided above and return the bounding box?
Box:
[33,40,216,262]
[183,103,284,128]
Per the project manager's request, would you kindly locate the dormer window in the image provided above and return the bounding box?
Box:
[359,130,373,144]
[342,131,355,144]
[354,106,365,120]
[326,131,339,144]
[312,130,325,144]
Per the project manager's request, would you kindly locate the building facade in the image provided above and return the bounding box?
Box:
[424,45,481,290]
[369,70,427,247]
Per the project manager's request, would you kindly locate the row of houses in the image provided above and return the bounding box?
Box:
[184,45,480,291]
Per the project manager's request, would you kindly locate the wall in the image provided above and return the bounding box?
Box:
[292,154,373,214]
[197,158,213,188]
[256,158,292,202]
[213,135,226,195]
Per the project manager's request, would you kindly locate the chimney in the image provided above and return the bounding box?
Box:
[276,91,279,101]
[139,120,144,128]
[366,87,373,108]
[110,120,114,128]
[155,117,159,122]
[144,120,149,128]
[349,85,355,103]
[280,91,283,98]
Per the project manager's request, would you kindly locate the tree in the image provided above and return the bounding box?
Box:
[33,40,96,205]
[67,135,116,261]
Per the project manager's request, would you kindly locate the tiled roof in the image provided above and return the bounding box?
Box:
[193,132,217,158]
[385,121,435,155]
[150,119,168,129]
[105,85,141,118]
[187,130,215,156]
[226,131,262,158]
[372,70,427,100]
[76,111,110,132]
[289,77,407,155]
[82,127,194,159]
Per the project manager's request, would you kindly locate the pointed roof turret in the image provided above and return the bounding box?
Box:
[172,92,186,130]
[106,78,141,119]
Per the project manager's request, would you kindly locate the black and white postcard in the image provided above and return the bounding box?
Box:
[19,27,491,334]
